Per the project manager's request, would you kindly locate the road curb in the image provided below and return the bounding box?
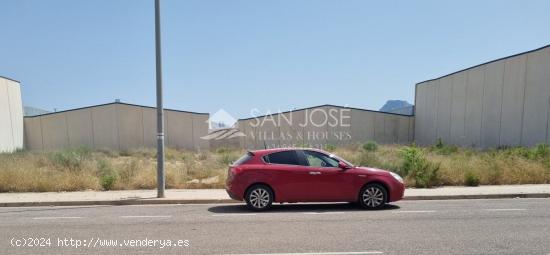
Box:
[0,193,548,207]
[0,199,240,207]
[403,193,550,200]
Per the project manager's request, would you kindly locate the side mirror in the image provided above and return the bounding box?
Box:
[338,161,350,170]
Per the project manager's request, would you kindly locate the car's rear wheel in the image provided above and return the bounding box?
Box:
[245,184,273,211]
[359,183,387,209]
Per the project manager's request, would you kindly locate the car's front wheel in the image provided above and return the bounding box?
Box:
[245,184,273,211]
[359,183,387,209]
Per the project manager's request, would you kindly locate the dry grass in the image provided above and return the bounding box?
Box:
[0,147,242,192]
[1,143,550,192]
[331,143,550,187]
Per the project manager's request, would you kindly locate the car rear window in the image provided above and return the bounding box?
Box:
[232,152,253,166]
[264,151,300,165]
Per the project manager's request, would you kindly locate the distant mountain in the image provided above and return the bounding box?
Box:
[210,121,230,129]
[379,100,413,115]
[24,106,50,117]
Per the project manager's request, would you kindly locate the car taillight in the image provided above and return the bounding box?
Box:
[227,167,237,181]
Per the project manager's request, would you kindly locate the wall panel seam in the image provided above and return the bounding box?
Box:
[6,84,14,150]
[349,109,353,144]
[449,77,454,143]
[143,108,148,148]
[435,82,440,141]
[546,95,550,143]
[39,117,44,151]
[90,109,95,149]
[64,113,70,148]
[191,114,195,150]
[519,54,528,146]
[115,105,121,150]
[140,107,145,148]
[498,62,505,147]
[480,66,486,148]
[461,73,470,146]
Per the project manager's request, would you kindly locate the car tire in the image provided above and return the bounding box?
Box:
[245,184,273,211]
[359,183,387,209]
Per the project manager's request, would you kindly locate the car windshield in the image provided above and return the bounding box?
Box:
[327,153,354,167]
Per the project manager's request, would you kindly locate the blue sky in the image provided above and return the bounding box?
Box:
[1,0,549,118]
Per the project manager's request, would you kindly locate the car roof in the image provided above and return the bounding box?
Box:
[251,147,325,156]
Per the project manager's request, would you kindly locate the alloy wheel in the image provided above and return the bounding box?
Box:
[249,188,270,209]
[362,186,385,208]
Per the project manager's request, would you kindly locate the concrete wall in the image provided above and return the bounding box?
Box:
[0,76,23,152]
[26,102,413,152]
[232,105,413,150]
[415,45,550,148]
[24,102,209,151]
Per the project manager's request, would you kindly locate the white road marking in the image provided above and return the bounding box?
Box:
[120,215,172,218]
[224,251,383,255]
[302,212,346,215]
[392,210,436,213]
[32,216,83,220]
[212,213,257,217]
[483,209,526,211]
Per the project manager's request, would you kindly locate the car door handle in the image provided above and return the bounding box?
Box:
[309,171,321,175]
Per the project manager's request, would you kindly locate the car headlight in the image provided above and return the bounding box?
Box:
[390,172,403,183]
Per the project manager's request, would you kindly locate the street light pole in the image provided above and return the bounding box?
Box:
[155,0,165,198]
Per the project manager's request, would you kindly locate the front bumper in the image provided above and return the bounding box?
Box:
[389,183,405,202]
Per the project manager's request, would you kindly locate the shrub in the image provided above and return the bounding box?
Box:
[324,144,336,152]
[119,150,132,157]
[507,146,531,158]
[415,163,440,188]
[401,146,421,176]
[215,147,231,154]
[165,148,182,160]
[97,159,117,190]
[400,146,440,188]
[97,159,111,174]
[464,171,480,186]
[100,174,117,190]
[435,138,444,149]
[295,143,310,148]
[362,142,378,152]
[355,151,379,167]
[534,144,550,159]
[118,159,139,184]
[431,138,458,155]
[49,147,91,171]
[218,153,237,165]
[508,144,550,160]
[484,158,502,185]
[196,151,208,161]
[97,149,119,157]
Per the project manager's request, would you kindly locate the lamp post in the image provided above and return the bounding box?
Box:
[155,0,165,198]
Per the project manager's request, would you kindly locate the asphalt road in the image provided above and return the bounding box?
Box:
[1,198,549,255]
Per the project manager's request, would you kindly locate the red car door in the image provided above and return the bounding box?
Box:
[299,150,357,201]
[262,150,315,202]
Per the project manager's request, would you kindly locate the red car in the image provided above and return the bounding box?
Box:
[226,148,405,211]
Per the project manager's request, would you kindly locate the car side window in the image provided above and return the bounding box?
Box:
[264,151,300,165]
[304,150,339,167]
